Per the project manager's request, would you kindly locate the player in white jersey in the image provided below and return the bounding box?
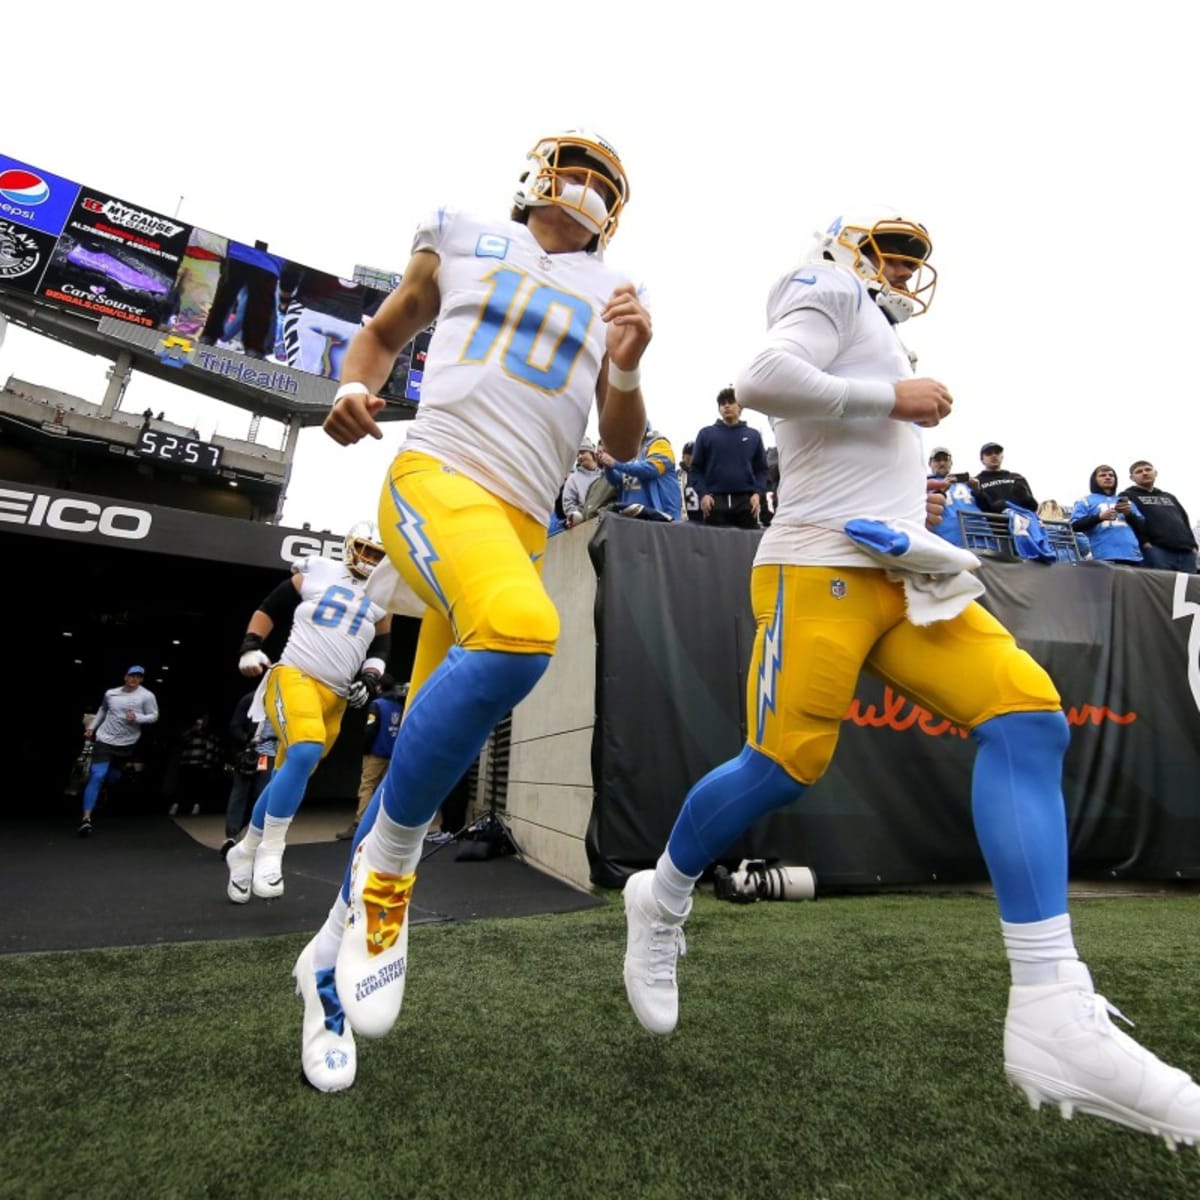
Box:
[283,129,651,1092]
[622,210,1200,1149]
[224,525,391,908]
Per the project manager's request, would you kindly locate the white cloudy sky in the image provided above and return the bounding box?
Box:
[3,1,1197,531]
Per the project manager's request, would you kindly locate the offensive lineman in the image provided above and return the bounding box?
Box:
[294,129,651,1091]
[621,211,1200,1149]
[224,523,391,903]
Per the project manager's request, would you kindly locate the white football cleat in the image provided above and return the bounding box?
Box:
[623,869,690,1035]
[293,936,356,1093]
[252,849,285,899]
[335,843,416,1039]
[225,840,253,904]
[1005,960,1200,1150]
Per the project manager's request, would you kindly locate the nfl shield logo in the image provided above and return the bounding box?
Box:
[830,578,847,599]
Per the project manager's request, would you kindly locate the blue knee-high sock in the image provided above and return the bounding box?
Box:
[667,745,806,877]
[379,646,549,828]
[249,744,324,830]
[82,760,113,816]
[970,710,1070,923]
[262,741,322,821]
[340,784,384,903]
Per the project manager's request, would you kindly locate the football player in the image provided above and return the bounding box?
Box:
[296,129,651,1091]
[224,522,390,920]
[621,210,1200,1148]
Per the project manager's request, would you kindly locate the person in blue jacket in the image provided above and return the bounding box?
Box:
[597,423,682,521]
[1070,465,1144,564]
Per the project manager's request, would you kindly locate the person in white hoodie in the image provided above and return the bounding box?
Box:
[621,208,1200,1150]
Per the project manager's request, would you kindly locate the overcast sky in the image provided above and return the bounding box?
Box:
[3,1,1197,532]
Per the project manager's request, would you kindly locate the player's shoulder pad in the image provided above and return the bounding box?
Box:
[766,260,865,329]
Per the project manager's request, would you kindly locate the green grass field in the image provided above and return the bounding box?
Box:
[5,891,1200,1200]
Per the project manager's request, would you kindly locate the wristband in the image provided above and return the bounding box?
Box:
[607,362,641,391]
[239,632,264,656]
[334,382,370,402]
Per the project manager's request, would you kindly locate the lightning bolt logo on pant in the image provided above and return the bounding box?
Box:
[756,569,784,744]
[389,481,448,611]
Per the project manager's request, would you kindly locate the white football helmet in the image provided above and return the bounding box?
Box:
[343,521,385,581]
[807,208,937,322]
[513,129,630,249]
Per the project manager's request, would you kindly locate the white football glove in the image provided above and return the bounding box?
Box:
[239,649,271,676]
[346,680,370,708]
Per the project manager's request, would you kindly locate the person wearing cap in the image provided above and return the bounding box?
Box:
[690,387,769,529]
[78,666,159,837]
[561,437,606,528]
[927,448,984,549]
[975,442,1038,514]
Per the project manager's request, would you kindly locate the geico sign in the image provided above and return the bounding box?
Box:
[0,489,152,540]
[280,534,345,564]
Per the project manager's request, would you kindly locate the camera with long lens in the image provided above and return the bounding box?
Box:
[712,859,817,904]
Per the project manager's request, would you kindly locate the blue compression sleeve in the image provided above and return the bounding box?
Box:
[971,710,1070,923]
[82,759,113,816]
[667,744,806,877]
[263,741,323,821]
[379,646,549,828]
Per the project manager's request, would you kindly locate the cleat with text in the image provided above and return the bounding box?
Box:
[1005,960,1200,1150]
[293,936,356,1092]
[622,869,690,1035]
[335,843,415,1038]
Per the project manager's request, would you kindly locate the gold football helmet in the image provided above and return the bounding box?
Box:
[343,521,385,581]
[513,129,630,248]
[808,208,937,321]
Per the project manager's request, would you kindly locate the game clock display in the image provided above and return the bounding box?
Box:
[135,428,222,472]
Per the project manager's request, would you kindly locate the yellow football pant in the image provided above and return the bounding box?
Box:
[747,565,1061,784]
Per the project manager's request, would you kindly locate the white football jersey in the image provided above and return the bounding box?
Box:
[280,557,386,694]
[402,208,633,521]
[754,263,927,568]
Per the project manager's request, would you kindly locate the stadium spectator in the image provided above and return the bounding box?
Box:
[678,441,701,520]
[597,423,682,521]
[168,713,222,817]
[562,438,606,528]
[975,442,1038,514]
[1121,461,1198,573]
[691,387,768,529]
[1070,466,1143,565]
[927,448,984,549]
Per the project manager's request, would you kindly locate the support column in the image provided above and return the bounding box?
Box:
[99,352,133,417]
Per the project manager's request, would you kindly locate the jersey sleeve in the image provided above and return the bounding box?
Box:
[411,207,459,257]
[765,264,865,339]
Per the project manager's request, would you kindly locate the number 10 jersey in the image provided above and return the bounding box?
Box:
[402,207,634,522]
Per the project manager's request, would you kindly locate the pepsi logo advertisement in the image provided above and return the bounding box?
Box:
[0,154,81,237]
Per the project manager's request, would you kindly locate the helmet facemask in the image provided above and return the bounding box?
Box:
[343,521,385,581]
[810,214,937,322]
[513,131,630,249]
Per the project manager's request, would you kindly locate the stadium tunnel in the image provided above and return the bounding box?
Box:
[3,530,419,821]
